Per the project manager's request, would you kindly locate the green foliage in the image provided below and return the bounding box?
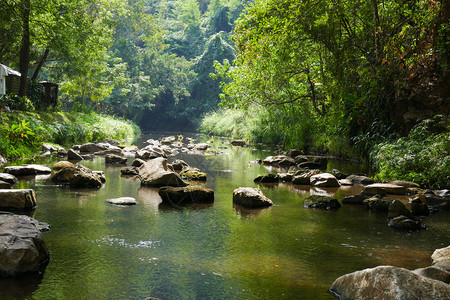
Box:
[0,94,35,111]
[0,116,43,159]
[371,116,450,188]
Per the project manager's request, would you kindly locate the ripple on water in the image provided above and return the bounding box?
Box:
[95,235,162,249]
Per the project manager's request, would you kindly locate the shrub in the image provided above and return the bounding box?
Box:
[370,116,449,188]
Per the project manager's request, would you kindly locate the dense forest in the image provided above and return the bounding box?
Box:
[1,0,449,187]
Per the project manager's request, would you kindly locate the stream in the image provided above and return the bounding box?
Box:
[1,133,449,299]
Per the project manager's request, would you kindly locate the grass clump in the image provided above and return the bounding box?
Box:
[370,116,449,189]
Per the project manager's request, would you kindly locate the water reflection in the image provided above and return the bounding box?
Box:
[0,133,448,300]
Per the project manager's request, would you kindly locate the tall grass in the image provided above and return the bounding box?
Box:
[0,111,140,160]
[200,106,355,157]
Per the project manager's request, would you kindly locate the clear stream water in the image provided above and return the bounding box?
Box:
[1,133,449,300]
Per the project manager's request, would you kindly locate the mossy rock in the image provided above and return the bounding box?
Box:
[179,170,207,181]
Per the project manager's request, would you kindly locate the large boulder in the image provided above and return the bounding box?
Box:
[79,142,110,153]
[67,149,83,161]
[419,191,450,210]
[0,180,11,189]
[4,165,51,177]
[310,173,340,187]
[0,173,18,185]
[388,199,413,219]
[341,193,368,205]
[413,266,450,283]
[0,189,37,210]
[254,173,279,183]
[51,165,103,188]
[330,266,450,300]
[432,246,450,272]
[263,155,295,167]
[363,195,395,212]
[388,215,425,231]
[0,213,50,277]
[303,195,341,210]
[388,180,420,188]
[363,183,406,195]
[53,161,75,171]
[405,202,430,216]
[292,170,320,185]
[345,174,375,185]
[95,148,123,156]
[138,157,187,187]
[233,187,273,208]
[105,154,127,164]
[159,186,214,206]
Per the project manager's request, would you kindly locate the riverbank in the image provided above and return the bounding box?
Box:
[200,110,449,189]
[0,111,140,161]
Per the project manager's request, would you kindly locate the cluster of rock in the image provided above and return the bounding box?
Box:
[330,245,450,299]
[0,183,49,277]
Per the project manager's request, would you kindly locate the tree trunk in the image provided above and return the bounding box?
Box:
[18,0,30,97]
[372,0,381,63]
[31,48,50,81]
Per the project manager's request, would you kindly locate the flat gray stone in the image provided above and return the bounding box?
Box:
[106,197,137,206]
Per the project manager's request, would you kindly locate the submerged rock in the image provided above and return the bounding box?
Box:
[138,157,187,187]
[303,195,341,210]
[159,186,214,206]
[0,212,50,277]
[330,266,450,300]
[233,187,273,208]
[3,165,51,177]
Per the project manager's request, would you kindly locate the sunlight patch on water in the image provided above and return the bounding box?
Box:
[95,235,162,249]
